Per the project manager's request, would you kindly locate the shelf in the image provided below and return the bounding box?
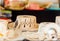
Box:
[10,9,60,23]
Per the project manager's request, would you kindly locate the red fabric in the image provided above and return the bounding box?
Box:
[0,18,8,20]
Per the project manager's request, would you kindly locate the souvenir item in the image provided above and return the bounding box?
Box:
[25,0,52,10]
[4,0,28,10]
[56,16,60,26]
[0,19,9,39]
[0,10,12,18]
[15,15,38,31]
[38,23,60,40]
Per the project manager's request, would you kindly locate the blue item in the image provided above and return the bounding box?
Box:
[47,3,60,10]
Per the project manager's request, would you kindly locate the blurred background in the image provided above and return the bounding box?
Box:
[0,0,60,23]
